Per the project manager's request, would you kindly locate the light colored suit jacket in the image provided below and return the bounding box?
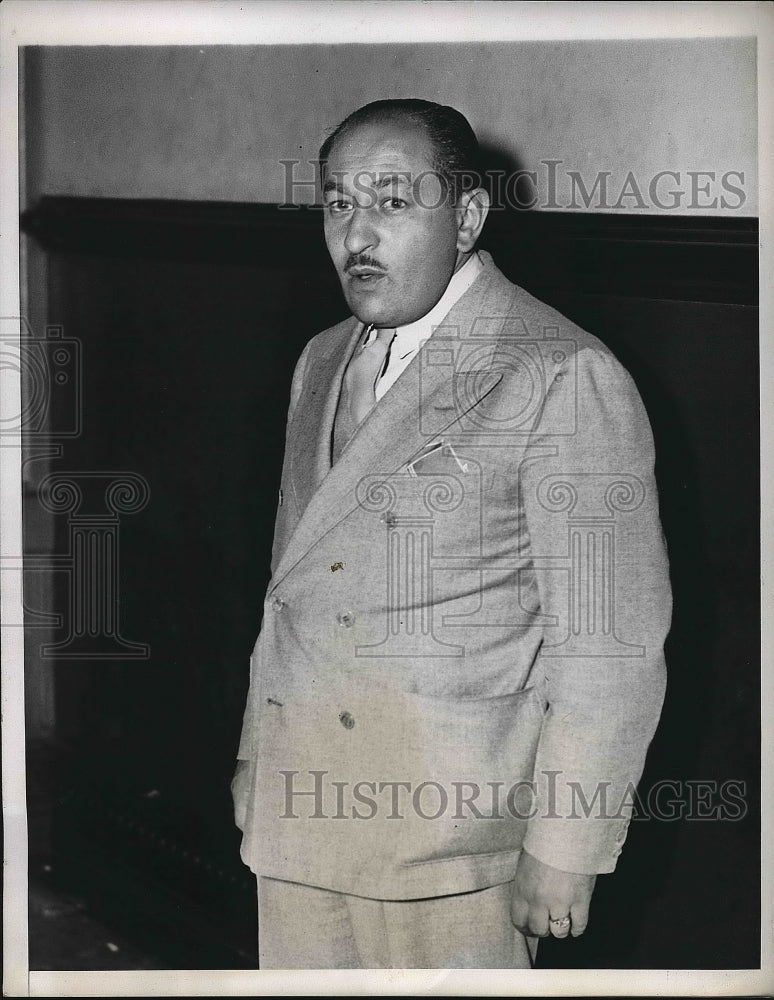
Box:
[235,251,671,900]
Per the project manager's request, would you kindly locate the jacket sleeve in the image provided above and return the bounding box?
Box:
[236,337,314,761]
[519,344,671,874]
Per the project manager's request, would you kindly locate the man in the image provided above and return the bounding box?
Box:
[232,99,671,969]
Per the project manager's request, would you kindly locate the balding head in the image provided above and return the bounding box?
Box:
[319,99,482,206]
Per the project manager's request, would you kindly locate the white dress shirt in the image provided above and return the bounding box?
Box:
[363,251,484,401]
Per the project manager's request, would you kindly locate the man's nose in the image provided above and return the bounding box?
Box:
[343,207,378,256]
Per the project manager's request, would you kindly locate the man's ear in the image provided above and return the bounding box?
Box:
[455,187,490,253]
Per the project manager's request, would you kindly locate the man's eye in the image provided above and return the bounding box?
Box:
[325,200,352,214]
[382,197,408,211]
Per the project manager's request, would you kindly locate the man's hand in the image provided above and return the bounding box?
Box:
[510,849,596,939]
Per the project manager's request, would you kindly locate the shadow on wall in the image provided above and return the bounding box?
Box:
[479,142,537,215]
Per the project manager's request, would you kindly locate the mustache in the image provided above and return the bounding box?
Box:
[344,254,387,273]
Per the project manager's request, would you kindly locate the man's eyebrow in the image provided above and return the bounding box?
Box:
[375,172,412,189]
[321,171,412,195]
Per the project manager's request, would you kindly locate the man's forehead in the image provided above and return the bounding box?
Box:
[325,118,436,176]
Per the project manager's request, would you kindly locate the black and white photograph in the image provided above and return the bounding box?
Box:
[1,1,771,994]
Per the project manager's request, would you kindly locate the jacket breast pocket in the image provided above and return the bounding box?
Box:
[404,445,496,496]
[392,686,546,868]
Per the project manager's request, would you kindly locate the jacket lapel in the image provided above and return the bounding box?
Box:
[274,253,516,587]
[288,317,362,514]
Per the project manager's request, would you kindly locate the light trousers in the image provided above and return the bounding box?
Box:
[257,876,538,969]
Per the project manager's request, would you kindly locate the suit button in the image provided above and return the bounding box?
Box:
[337,610,355,628]
[339,711,355,729]
[270,595,285,610]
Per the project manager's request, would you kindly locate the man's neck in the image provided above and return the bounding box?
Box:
[452,249,474,276]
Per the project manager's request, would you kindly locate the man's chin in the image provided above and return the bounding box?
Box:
[344,296,394,328]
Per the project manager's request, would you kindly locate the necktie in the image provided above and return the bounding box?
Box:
[345,326,396,427]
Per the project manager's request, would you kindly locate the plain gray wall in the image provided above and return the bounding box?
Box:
[24,39,757,213]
